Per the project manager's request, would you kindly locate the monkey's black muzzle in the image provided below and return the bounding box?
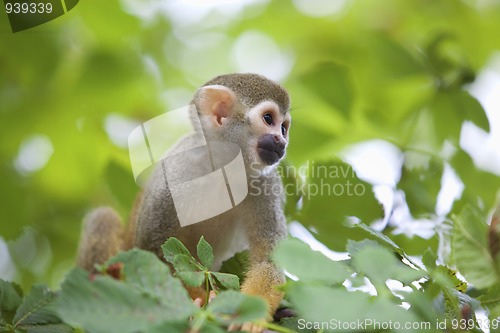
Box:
[257,134,286,165]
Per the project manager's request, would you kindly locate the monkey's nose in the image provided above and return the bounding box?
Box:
[273,135,286,149]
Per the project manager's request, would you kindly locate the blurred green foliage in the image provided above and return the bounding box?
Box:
[1,2,500,326]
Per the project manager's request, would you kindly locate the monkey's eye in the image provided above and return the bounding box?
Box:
[263,113,273,125]
[281,125,286,136]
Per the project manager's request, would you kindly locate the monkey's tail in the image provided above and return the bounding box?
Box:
[76,207,124,272]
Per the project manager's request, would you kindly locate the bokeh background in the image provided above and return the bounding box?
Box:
[1,0,500,292]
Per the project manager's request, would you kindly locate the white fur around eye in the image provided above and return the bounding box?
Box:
[247,101,281,122]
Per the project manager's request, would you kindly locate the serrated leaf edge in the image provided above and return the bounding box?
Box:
[13,291,56,328]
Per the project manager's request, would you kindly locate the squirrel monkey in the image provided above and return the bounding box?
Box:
[77,73,291,330]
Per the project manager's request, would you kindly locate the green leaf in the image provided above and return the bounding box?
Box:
[277,317,315,333]
[219,251,249,283]
[457,92,489,132]
[104,161,137,211]
[17,323,74,333]
[211,273,239,290]
[144,321,190,333]
[173,254,201,273]
[162,237,192,264]
[273,238,350,284]
[346,239,379,256]
[286,284,422,329]
[430,90,489,144]
[57,253,197,333]
[301,62,354,118]
[479,285,500,309]
[0,280,23,323]
[197,236,214,269]
[364,76,433,131]
[422,264,464,318]
[422,248,437,271]
[354,223,422,268]
[452,205,500,289]
[426,33,476,89]
[286,284,370,323]
[285,119,339,166]
[350,241,424,285]
[13,285,71,333]
[478,285,500,318]
[198,323,226,333]
[398,153,444,216]
[365,297,423,331]
[106,249,193,305]
[434,265,467,293]
[278,160,303,217]
[208,274,218,292]
[177,271,205,287]
[400,108,441,151]
[367,33,426,80]
[450,150,500,215]
[403,289,442,324]
[386,233,440,258]
[299,160,383,251]
[146,320,225,333]
[422,265,466,319]
[207,291,267,325]
[352,248,417,285]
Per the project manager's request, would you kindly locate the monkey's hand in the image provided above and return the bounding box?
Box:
[193,290,216,308]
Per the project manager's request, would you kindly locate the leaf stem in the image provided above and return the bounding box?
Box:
[191,311,208,332]
[204,271,210,308]
[260,320,296,333]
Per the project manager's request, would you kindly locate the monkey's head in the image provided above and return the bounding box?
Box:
[193,73,291,170]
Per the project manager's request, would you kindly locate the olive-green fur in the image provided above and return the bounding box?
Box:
[203,73,289,114]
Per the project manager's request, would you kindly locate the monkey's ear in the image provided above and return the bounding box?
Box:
[197,85,236,127]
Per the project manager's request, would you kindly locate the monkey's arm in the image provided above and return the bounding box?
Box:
[241,257,285,315]
[240,195,287,316]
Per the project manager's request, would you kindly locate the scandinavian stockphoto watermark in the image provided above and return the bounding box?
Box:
[249,160,367,199]
[128,106,366,227]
